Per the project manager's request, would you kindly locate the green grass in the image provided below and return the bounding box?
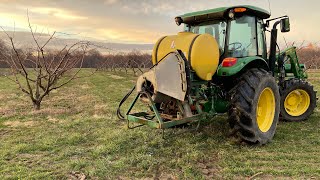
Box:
[0,69,319,179]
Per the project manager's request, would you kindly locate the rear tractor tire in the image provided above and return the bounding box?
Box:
[280,79,317,122]
[228,68,280,145]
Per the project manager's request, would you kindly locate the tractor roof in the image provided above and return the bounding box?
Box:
[178,5,271,24]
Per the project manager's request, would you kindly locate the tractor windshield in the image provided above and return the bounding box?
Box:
[227,16,257,58]
[186,21,227,54]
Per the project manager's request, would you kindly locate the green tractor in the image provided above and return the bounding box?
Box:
[118,5,317,144]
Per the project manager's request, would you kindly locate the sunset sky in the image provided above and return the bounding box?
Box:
[0,0,318,44]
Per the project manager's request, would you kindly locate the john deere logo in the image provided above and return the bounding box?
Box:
[171,41,175,49]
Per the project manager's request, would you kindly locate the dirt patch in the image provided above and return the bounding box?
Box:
[0,129,12,137]
[109,75,124,80]
[3,120,37,127]
[0,107,14,116]
[198,162,221,179]
[68,171,86,180]
[197,156,222,179]
[155,173,176,180]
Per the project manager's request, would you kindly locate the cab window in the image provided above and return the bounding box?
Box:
[186,21,227,54]
[257,19,266,58]
[227,16,257,58]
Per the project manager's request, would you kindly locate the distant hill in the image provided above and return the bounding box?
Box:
[0,31,153,54]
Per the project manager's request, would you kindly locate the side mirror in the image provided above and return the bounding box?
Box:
[280,17,290,32]
[175,17,183,26]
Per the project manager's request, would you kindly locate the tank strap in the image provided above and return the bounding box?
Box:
[154,36,167,63]
[188,34,201,67]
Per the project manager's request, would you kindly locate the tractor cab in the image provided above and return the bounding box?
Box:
[177,6,271,61]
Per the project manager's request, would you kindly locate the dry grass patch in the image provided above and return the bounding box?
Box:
[109,74,124,80]
[78,94,95,102]
[80,84,91,90]
[47,116,64,123]
[3,120,38,127]
[94,104,108,110]
[0,107,14,116]
[92,104,114,119]
[308,77,320,80]
[94,104,108,112]
[33,108,71,115]
[0,93,6,99]
[92,114,106,119]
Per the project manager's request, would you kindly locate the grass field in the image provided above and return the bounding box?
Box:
[0,70,319,179]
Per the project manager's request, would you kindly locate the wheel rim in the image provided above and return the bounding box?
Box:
[284,89,310,117]
[256,88,276,132]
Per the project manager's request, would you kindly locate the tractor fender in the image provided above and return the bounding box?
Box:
[217,56,269,76]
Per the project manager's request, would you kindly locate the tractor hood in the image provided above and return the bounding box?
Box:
[176,5,270,25]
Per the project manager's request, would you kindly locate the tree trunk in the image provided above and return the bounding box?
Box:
[33,101,41,110]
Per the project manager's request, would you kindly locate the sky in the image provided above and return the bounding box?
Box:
[0,0,319,45]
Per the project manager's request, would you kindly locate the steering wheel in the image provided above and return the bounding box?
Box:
[228,42,242,50]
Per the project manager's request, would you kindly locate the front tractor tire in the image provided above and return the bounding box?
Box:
[228,69,280,145]
[280,79,317,122]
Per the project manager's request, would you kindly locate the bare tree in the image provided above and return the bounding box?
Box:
[0,20,90,110]
[97,50,152,75]
[295,42,320,70]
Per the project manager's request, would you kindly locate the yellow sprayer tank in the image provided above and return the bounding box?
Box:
[152,32,220,81]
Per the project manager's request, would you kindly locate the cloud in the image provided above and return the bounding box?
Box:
[104,0,118,5]
[0,0,319,44]
[95,28,165,43]
[30,7,88,20]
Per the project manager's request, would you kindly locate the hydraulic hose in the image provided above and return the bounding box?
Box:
[116,86,136,120]
[116,53,169,120]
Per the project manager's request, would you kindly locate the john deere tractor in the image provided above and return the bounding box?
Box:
[118,5,317,144]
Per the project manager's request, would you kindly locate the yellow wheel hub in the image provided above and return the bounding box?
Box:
[256,88,276,132]
[284,89,310,116]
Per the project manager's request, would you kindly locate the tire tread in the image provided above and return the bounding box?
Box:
[228,68,280,145]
